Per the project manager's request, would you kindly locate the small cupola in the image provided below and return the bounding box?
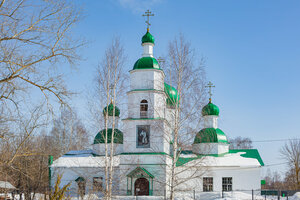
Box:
[93,103,123,155]
[103,103,120,117]
[202,102,219,116]
[192,82,229,155]
[142,31,155,44]
[133,57,160,70]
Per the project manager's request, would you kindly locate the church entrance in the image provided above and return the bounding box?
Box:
[134,178,149,196]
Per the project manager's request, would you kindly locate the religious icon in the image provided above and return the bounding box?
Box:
[137,125,150,148]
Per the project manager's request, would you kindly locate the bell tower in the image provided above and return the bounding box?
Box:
[119,11,171,196]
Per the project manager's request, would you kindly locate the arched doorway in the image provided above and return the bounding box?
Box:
[134,178,149,196]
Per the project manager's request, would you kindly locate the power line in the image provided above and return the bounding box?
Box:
[264,162,288,167]
[252,138,300,143]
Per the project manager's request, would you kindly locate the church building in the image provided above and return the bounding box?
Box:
[50,14,264,198]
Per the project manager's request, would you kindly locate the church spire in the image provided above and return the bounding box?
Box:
[141,10,155,57]
[142,9,154,32]
[205,81,215,103]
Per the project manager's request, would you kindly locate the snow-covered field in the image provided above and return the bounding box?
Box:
[2,192,300,200]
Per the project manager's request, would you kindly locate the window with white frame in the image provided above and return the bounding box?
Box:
[222,177,232,191]
[203,177,213,192]
[140,100,148,118]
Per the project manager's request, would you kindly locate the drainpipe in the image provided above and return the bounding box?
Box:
[48,155,53,191]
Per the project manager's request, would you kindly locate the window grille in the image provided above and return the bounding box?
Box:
[222,177,232,191]
[203,177,213,192]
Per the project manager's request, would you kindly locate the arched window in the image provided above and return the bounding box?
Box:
[140,100,148,118]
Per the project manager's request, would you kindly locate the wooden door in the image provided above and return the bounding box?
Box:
[134,178,149,196]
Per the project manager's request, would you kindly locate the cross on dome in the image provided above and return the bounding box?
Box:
[205,81,215,103]
[142,10,154,32]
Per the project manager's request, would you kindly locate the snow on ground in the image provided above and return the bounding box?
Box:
[185,152,261,167]
[290,192,300,200]
[3,192,300,200]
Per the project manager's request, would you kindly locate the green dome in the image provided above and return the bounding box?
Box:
[202,102,219,116]
[133,57,160,70]
[164,83,179,107]
[142,31,155,44]
[94,128,123,144]
[103,103,120,117]
[193,128,228,144]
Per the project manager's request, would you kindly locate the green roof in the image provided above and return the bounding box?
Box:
[229,149,265,166]
[127,167,155,178]
[133,57,160,70]
[193,128,228,144]
[202,102,219,116]
[93,128,123,144]
[176,149,264,167]
[75,177,85,182]
[103,103,120,117]
[164,83,179,107]
[142,31,155,44]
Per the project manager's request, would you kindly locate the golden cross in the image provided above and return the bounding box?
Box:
[142,10,154,32]
[205,81,215,103]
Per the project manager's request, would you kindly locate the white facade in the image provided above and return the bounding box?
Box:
[50,29,264,198]
[192,143,229,155]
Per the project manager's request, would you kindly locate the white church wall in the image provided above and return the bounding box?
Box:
[122,120,168,153]
[173,166,261,193]
[119,154,169,196]
[93,143,123,155]
[203,115,218,128]
[51,166,120,197]
[127,92,165,118]
[127,92,155,118]
[142,43,154,57]
[218,144,229,154]
[153,92,166,118]
[153,70,164,91]
[130,69,164,91]
[211,166,261,192]
[192,143,229,155]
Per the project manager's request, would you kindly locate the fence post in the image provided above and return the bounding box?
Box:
[193,190,195,200]
[252,189,254,200]
[222,190,224,198]
[265,191,266,200]
[278,190,280,200]
[287,191,288,200]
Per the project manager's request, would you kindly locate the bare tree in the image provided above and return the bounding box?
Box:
[280,139,300,190]
[0,0,83,166]
[94,38,126,199]
[163,34,206,200]
[0,0,82,105]
[48,108,89,158]
[262,169,283,190]
[229,136,253,149]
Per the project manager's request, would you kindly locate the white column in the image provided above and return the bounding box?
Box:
[203,115,218,129]
[142,43,154,57]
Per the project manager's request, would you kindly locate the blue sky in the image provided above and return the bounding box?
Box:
[64,0,300,176]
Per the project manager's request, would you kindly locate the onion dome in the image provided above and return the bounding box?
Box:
[164,83,179,107]
[142,31,155,44]
[133,57,160,70]
[93,128,123,144]
[193,128,228,144]
[202,102,219,116]
[103,103,120,117]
